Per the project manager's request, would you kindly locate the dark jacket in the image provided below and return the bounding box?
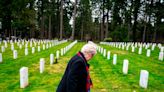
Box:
[56,52,89,92]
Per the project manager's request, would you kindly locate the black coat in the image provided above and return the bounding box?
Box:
[56,52,89,92]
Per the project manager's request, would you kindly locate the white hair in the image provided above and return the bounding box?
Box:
[81,43,97,55]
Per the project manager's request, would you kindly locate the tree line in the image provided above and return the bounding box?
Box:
[0,0,163,42]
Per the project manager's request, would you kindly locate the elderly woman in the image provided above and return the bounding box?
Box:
[57,43,97,92]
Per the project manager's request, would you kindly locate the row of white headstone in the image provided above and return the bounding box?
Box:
[0,39,68,53]
[97,46,149,89]
[0,39,56,48]
[100,42,164,61]
[60,40,78,56]
[99,42,164,53]
[0,39,59,46]
[0,40,68,63]
[97,46,117,65]
[19,40,78,88]
[56,40,78,60]
[100,42,162,50]
[42,40,78,72]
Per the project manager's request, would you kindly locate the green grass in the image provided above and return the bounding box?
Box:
[0,42,163,92]
[90,44,164,92]
[0,41,72,91]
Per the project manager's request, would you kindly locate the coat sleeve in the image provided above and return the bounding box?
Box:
[66,60,85,92]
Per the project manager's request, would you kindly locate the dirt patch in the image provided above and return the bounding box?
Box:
[112,51,128,55]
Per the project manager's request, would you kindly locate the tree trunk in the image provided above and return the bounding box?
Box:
[132,0,140,42]
[60,0,64,40]
[101,22,103,40]
[153,29,157,42]
[81,22,84,40]
[153,0,161,42]
[128,23,131,40]
[105,19,108,38]
[11,28,13,36]
[142,15,147,42]
[94,23,97,40]
[14,30,16,37]
[49,15,52,39]
[71,0,77,40]
[40,0,44,39]
[40,16,45,39]
[132,21,137,42]
[44,30,46,39]
[30,29,34,38]
[101,0,105,41]
[127,0,133,41]
[56,0,60,39]
[105,5,109,38]
[30,30,32,38]
[142,23,146,42]
[98,22,101,41]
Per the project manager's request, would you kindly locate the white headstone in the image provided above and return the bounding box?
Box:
[123,59,129,74]
[22,41,24,45]
[64,48,66,55]
[0,53,2,63]
[126,46,129,51]
[30,42,32,47]
[13,50,18,59]
[113,54,117,65]
[49,43,52,48]
[132,46,135,52]
[19,45,22,49]
[158,52,163,61]
[158,44,161,48]
[1,46,5,52]
[14,40,17,43]
[25,48,28,56]
[98,46,100,52]
[38,46,40,52]
[138,47,142,54]
[135,43,137,48]
[160,47,164,52]
[50,54,54,65]
[32,47,35,54]
[103,49,106,57]
[43,44,45,50]
[20,67,28,88]
[101,48,103,54]
[56,50,59,59]
[145,45,148,49]
[146,49,151,57]
[61,48,63,56]
[107,51,111,60]
[139,70,149,89]
[46,44,49,49]
[5,42,7,48]
[10,40,12,44]
[40,58,45,73]
[151,45,155,51]
[11,44,14,51]
[122,45,125,50]
[119,45,121,49]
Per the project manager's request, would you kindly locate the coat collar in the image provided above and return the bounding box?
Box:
[77,51,89,67]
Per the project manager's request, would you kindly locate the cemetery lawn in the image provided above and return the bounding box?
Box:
[0,42,164,92]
